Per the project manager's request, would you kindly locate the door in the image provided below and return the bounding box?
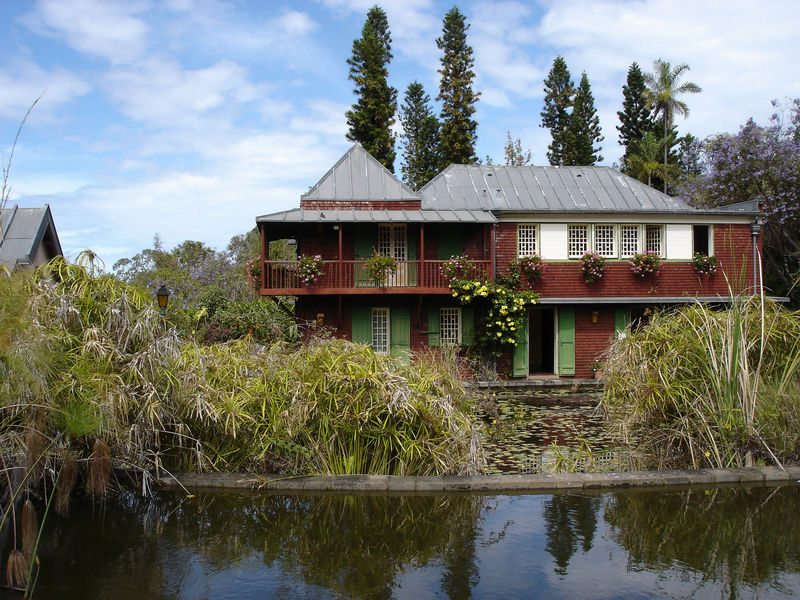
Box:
[557,307,575,376]
[390,307,411,363]
[378,224,407,286]
[512,313,529,377]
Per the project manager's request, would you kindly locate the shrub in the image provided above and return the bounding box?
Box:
[580,252,606,283]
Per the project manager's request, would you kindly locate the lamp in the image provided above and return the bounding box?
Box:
[591,310,599,324]
[155,285,170,316]
[316,313,325,326]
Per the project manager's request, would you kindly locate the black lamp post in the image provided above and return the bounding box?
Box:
[155,285,170,316]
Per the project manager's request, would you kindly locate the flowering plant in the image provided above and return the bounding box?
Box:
[580,252,606,283]
[365,251,397,284]
[297,254,324,285]
[441,255,477,286]
[246,257,263,292]
[692,252,718,276]
[513,254,546,283]
[629,251,662,278]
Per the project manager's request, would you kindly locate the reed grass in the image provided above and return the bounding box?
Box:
[602,295,800,469]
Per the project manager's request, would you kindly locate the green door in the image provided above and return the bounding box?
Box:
[390,308,411,362]
[614,306,631,338]
[354,225,377,287]
[557,307,575,376]
[512,312,529,377]
[438,225,464,259]
[351,306,371,345]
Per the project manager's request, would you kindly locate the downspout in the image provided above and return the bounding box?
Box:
[750,221,761,296]
[491,223,497,282]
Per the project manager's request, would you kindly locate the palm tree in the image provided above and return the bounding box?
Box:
[643,60,701,192]
[627,132,676,187]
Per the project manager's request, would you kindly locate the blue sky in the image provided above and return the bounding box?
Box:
[2,0,799,267]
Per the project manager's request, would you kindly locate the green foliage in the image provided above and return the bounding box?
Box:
[345,5,397,172]
[510,255,545,284]
[626,131,677,187]
[436,7,480,167]
[504,132,532,166]
[567,72,604,165]
[692,252,718,276]
[399,81,440,190]
[580,251,606,283]
[628,251,661,278]
[602,296,800,469]
[364,251,397,283]
[617,62,656,171]
[540,56,575,166]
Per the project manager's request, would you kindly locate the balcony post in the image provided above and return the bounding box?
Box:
[260,224,268,292]
[338,224,343,288]
[420,224,425,287]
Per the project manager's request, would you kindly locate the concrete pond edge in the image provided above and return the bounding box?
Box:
[158,466,800,494]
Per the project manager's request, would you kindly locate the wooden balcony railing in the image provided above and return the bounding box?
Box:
[262,259,491,294]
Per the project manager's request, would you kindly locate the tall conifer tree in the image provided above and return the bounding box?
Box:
[345,6,398,172]
[567,72,604,165]
[616,62,655,171]
[540,56,575,165]
[436,7,480,167]
[399,81,440,190]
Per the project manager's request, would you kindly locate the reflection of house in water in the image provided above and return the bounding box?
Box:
[0,204,62,270]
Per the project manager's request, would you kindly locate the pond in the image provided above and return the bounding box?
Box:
[11,483,800,599]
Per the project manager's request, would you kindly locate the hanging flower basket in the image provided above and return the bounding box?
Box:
[693,252,718,276]
[297,254,324,285]
[580,252,606,283]
[365,252,397,284]
[514,254,546,283]
[630,251,662,278]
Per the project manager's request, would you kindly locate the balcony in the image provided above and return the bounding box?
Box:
[260,259,492,295]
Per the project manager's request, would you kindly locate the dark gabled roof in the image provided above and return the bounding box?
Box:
[302,143,419,202]
[257,208,496,224]
[420,164,759,216]
[0,204,63,268]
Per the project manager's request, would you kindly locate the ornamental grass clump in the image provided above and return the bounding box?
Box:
[580,251,606,283]
[602,295,800,469]
[629,251,661,277]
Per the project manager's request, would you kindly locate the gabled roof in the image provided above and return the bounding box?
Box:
[257,208,496,224]
[302,143,419,202]
[0,204,63,268]
[420,164,746,215]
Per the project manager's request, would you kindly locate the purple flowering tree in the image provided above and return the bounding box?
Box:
[677,99,800,305]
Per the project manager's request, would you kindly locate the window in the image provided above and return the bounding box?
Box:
[594,225,616,257]
[440,308,462,345]
[371,308,389,353]
[378,224,406,261]
[646,225,664,256]
[568,225,589,258]
[620,225,639,257]
[693,225,710,255]
[517,225,537,257]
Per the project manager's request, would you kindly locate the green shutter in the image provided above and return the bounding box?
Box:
[461,307,474,345]
[438,225,464,259]
[427,308,440,347]
[407,225,418,287]
[512,312,529,377]
[354,225,377,287]
[352,306,371,345]
[557,307,575,376]
[390,307,411,363]
[614,306,631,339]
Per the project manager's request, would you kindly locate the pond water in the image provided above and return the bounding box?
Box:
[13,483,800,599]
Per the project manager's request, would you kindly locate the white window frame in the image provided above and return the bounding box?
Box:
[517,224,538,258]
[371,308,389,353]
[568,225,589,258]
[645,224,665,257]
[440,308,462,346]
[593,224,616,257]
[620,225,640,258]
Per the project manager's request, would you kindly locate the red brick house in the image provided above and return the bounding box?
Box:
[257,144,763,379]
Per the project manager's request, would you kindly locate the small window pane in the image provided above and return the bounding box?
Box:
[440,308,462,346]
[620,225,639,258]
[518,225,537,257]
[646,225,664,256]
[568,225,589,258]
[371,308,389,353]
[594,225,616,257]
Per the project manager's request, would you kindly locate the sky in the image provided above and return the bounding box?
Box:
[1,0,799,268]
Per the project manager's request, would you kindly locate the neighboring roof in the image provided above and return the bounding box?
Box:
[0,204,63,268]
[302,143,420,202]
[257,208,496,225]
[420,164,760,216]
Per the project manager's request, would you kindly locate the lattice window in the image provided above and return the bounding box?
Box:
[568,225,589,258]
[371,308,389,353]
[594,225,616,257]
[517,225,537,258]
[378,224,406,260]
[620,225,639,258]
[440,308,462,346]
[645,225,664,256]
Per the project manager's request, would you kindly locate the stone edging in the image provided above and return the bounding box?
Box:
[159,466,800,493]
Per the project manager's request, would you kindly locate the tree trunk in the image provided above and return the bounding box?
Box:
[663,115,668,193]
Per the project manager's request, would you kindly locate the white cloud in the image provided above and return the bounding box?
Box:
[0,60,90,121]
[275,11,318,36]
[24,0,149,64]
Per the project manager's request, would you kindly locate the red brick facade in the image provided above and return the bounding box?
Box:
[300,200,422,211]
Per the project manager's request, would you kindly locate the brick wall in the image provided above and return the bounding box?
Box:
[300,200,422,211]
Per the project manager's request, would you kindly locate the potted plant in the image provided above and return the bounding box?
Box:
[693,252,718,276]
[580,251,606,283]
[629,251,661,278]
[591,361,605,380]
[365,251,398,284]
[297,254,324,285]
[514,254,546,283]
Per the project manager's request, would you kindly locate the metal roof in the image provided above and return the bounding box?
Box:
[302,143,420,202]
[256,208,496,224]
[420,164,758,216]
[0,204,63,268]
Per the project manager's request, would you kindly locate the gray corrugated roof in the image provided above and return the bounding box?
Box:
[257,208,496,224]
[0,204,63,268]
[420,164,738,214]
[302,143,419,202]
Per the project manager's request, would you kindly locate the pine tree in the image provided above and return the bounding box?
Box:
[540,56,575,166]
[436,7,480,167]
[345,6,398,172]
[567,72,604,165]
[398,81,440,190]
[616,62,655,171]
[504,132,532,165]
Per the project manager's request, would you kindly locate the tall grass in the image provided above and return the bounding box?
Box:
[602,295,800,469]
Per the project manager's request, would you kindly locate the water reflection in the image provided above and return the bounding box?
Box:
[21,484,800,599]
